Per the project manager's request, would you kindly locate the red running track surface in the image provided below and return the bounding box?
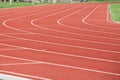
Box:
[0,3,120,80]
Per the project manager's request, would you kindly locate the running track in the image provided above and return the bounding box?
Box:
[0,3,120,80]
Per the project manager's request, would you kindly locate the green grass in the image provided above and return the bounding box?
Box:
[0,1,72,8]
[0,2,49,8]
[110,4,120,22]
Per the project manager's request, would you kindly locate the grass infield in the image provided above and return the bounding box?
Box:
[0,2,49,8]
[0,2,71,8]
[110,4,120,22]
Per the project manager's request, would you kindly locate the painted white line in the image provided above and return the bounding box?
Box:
[0,73,31,80]
[0,2,120,63]
[0,41,120,64]
[83,4,120,30]
[0,34,120,64]
[0,48,22,50]
[2,4,78,34]
[0,40,120,64]
[2,4,75,31]
[1,32,120,54]
[32,22,120,40]
[0,39,16,41]
[2,32,120,46]
[45,61,120,76]
[1,8,38,17]
[2,4,119,46]
[1,33,26,34]
[0,54,44,63]
[2,33,36,35]
[0,70,52,80]
[1,3,120,39]
[2,31,120,46]
[0,4,51,17]
[0,62,39,66]
[31,5,120,40]
[57,5,100,25]
[0,3,119,78]
[58,4,120,36]
[42,50,120,63]
[0,3,119,59]
[0,54,120,76]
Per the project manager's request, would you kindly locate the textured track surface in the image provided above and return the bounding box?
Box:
[0,3,120,80]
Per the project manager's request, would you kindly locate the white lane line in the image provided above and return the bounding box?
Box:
[0,39,16,41]
[1,33,26,34]
[5,5,119,49]
[0,48,22,50]
[2,32,120,46]
[0,41,120,64]
[83,4,120,30]
[1,3,120,38]
[0,70,52,80]
[2,3,118,45]
[0,4,52,17]
[2,4,74,30]
[45,61,120,76]
[1,30,120,46]
[0,54,44,63]
[1,3,120,78]
[42,50,120,63]
[0,42,120,64]
[0,3,120,77]
[0,73,31,80]
[0,62,39,66]
[1,8,38,17]
[0,4,120,59]
[0,4,119,57]
[1,3,120,60]
[31,5,120,40]
[1,32,120,54]
[2,4,78,33]
[0,54,120,76]
[58,4,120,35]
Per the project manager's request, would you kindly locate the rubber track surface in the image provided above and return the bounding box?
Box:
[0,3,120,80]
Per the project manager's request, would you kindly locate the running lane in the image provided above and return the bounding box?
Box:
[0,3,120,80]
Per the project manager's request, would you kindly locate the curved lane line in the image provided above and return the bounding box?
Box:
[0,54,120,76]
[0,70,52,80]
[0,38,120,64]
[58,4,120,36]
